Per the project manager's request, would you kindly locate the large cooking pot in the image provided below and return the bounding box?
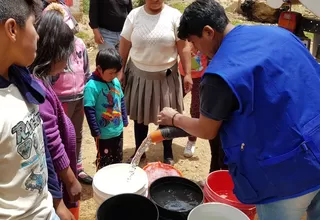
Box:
[149,176,204,220]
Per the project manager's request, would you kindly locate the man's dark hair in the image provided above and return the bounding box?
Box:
[0,0,43,27]
[29,10,74,79]
[178,0,229,40]
[96,48,123,72]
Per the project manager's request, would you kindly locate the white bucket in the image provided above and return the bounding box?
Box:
[93,163,148,206]
[188,202,250,220]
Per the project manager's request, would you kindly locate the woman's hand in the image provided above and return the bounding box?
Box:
[93,28,104,45]
[54,198,76,220]
[117,68,126,88]
[157,107,179,126]
[183,74,193,94]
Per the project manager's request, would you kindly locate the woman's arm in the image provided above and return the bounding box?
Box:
[118,37,132,81]
[177,40,193,93]
[39,91,81,201]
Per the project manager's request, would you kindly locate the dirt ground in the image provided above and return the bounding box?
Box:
[77,2,314,218]
[79,49,213,220]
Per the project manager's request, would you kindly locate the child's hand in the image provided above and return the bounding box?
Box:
[67,178,82,202]
[59,167,82,202]
[54,198,76,220]
[124,120,129,127]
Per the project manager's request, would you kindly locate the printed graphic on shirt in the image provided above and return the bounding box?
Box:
[100,88,122,127]
[11,109,47,194]
[191,52,204,72]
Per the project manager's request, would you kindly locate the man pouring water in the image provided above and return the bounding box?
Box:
[157,0,320,219]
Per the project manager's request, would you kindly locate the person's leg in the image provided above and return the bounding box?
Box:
[127,120,148,162]
[158,124,174,165]
[71,99,92,184]
[184,78,201,157]
[98,28,120,51]
[256,189,320,220]
[209,135,221,173]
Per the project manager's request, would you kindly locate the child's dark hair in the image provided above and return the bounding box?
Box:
[29,10,74,80]
[0,0,43,27]
[96,48,122,72]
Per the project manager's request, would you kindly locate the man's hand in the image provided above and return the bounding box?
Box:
[54,199,76,220]
[93,28,104,45]
[157,107,180,126]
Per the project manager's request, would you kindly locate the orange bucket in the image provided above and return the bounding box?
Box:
[143,162,183,186]
[69,201,80,220]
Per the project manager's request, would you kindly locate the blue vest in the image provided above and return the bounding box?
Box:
[205,25,320,204]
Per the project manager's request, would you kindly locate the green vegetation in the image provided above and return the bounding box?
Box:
[169,2,189,13]
[83,0,89,14]
[76,31,90,40]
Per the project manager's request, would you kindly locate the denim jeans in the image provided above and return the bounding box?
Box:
[256,189,320,220]
[98,28,120,51]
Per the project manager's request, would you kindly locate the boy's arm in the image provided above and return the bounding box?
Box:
[84,85,100,137]
[84,107,101,137]
[121,97,128,127]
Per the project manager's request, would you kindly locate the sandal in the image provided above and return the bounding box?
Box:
[78,170,93,185]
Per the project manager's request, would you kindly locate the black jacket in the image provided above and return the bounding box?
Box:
[89,0,133,32]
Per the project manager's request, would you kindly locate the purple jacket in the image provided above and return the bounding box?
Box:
[37,79,77,208]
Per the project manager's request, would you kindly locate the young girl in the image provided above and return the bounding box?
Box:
[45,2,93,185]
[179,47,228,175]
[179,47,208,157]
[29,8,82,218]
[84,48,128,171]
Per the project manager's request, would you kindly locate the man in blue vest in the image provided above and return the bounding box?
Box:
[157,0,320,219]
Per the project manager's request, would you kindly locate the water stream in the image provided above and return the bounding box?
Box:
[127,136,153,182]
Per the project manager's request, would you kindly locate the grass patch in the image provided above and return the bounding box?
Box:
[169,2,189,13]
[83,0,89,14]
[231,20,246,26]
[304,32,314,40]
[76,31,90,41]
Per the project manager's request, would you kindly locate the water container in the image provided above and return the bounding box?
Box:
[92,163,148,206]
[188,202,250,220]
[143,162,183,186]
[203,171,256,220]
[96,194,159,220]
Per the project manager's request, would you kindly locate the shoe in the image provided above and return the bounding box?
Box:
[184,141,196,158]
[164,157,175,166]
[78,170,93,185]
[126,152,146,163]
[197,179,205,189]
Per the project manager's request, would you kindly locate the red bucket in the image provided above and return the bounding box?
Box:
[203,170,256,220]
[143,162,182,186]
[69,201,79,220]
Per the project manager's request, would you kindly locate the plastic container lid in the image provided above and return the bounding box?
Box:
[93,163,148,196]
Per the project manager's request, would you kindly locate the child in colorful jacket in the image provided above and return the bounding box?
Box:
[84,48,128,170]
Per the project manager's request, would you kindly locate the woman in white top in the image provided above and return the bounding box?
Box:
[119,0,192,165]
